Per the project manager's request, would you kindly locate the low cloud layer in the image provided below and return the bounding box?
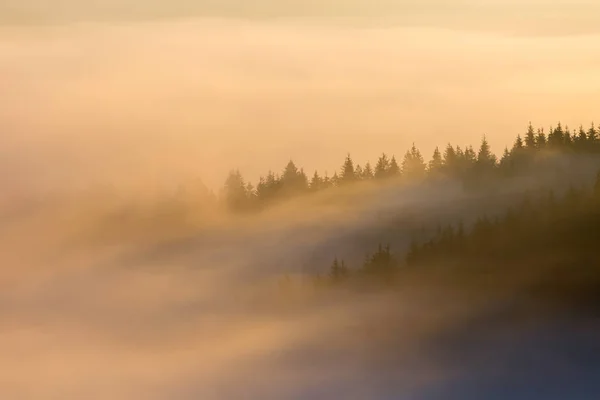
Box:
[2,153,600,398]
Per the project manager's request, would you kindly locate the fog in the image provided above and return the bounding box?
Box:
[2,16,600,194]
[2,3,600,399]
[2,153,600,398]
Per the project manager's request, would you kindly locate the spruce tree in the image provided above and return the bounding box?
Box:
[513,135,524,151]
[298,168,309,191]
[282,160,299,183]
[525,122,536,150]
[402,144,426,180]
[340,154,356,184]
[499,147,511,172]
[375,153,390,179]
[265,171,281,197]
[388,156,401,177]
[281,160,307,194]
[256,176,268,200]
[476,136,497,170]
[223,169,248,212]
[563,126,573,148]
[587,123,598,151]
[575,125,588,151]
[362,162,374,180]
[310,171,323,191]
[355,164,363,180]
[463,145,477,169]
[322,172,332,189]
[547,123,565,148]
[331,172,339,187]
[443,143,458,175]
[511,134,528,171]
[536,128,547,148]
[428,146,444,177]
[329,257,348,282]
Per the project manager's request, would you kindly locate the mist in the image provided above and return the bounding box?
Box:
[3,151,600,398]
[2,15,600,195]
[2,3,600,399]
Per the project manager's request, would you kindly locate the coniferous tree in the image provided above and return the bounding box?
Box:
[563,126,573,148]
[256,176,268,200]
[329,257,348,282]
[443,143,459,176]
[220,120,600,212]
[587,123,598,151]
[548,123,565,148]
[298,168,309,191]
[265,171,281,197]
[513,135,524,151]
[309,171,323,191]
[402,144,426,180]
[462,145,477,172]
[476,136,497,171]
[536,128,547,148]
[575,125,588,151]
[428,146,444,177]
[340,154,356,185]
[363,243,396,277]
[331,172,340,187]
[525,122,537,150]
[511,134,528,171]
[223,169,248,212]
[282,160,299,183]
[362,162,374,180]
[499,147,512,173]
[281,160,308,194]
[375,153,390,179]
[388,156,401,177]
[322,172,332,189]
[355,164,363,181]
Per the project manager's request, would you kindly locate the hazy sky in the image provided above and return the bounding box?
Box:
[1,1,600,193]
[2,1,600,28]
[2,4,600,398]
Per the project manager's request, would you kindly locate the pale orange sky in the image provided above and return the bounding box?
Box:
[1,5,600,193]
[2,5,600,398]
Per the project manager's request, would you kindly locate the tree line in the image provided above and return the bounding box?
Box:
[323,170,600,284]
[222,122,600,212]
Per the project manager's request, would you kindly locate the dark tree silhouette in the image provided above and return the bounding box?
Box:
[362,162,374,180]
[388,156,401,177]
[402,144,426,180]
[340,154,356,185]
[536,128,547,148]
[428,146,444,177]
[310,171,323,192]
[525,122,536,150]
[219,121,600,212]
[375,153,390,179]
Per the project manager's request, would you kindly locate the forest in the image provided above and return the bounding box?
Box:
[322,172,600,292]
[221,122,600,213]
[220,122,600,307]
